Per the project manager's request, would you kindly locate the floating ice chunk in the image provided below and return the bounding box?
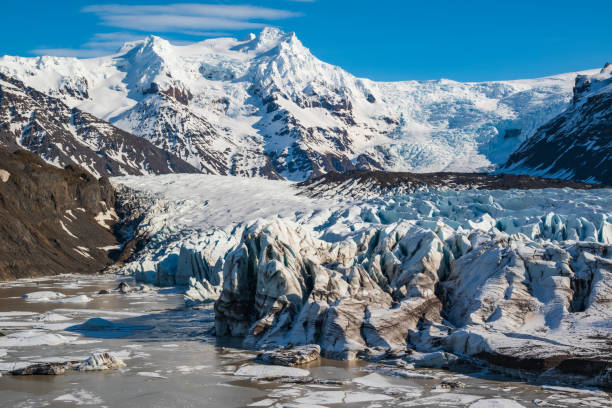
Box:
[293,390,392,405]
[54,390,104,405]
[0,330,77,347]
[22,291,65,301]
[469,399,526,408]
[364,365,437,379]
[137,371,166,379]
[53,295,92,304]
[176,365,209,373]
[52,308,144,317]
[0,321,40,328]
[401,393,483,406]
[0,361,34,371]
[353,372,422,398]
[408,351,459,368]
[0,311,38,317]
[540,385,608,396]
[234,364,309,378]
[345,392,394,403]
[247,398,277,407]
[353,372,396,388]
[78,352,126,371]
[36,312,72,322]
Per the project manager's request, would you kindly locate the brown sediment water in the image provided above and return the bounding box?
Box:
[0,275,609,408]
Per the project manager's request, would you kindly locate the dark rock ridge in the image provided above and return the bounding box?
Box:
[0,73,199,177]
[298,170,608,199]
[502,63,612,185]
[0,149,119,280]
[7,352,126,375]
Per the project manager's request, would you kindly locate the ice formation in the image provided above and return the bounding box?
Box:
[113,174,612,387]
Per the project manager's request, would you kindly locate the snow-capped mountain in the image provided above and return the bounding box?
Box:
[503,63,612,185]
[0,73,198,177]
[0,28,593,180]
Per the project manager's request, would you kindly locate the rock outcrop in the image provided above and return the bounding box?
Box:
[299,170,608,200]
[256,344,321,366]
[503,63,612,185]
[0,73,199,177]
[0,148,118,280]
[8,353,126,375]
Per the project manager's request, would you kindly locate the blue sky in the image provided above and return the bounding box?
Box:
[2,0,611,82]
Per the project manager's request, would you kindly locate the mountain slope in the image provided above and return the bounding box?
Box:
[502,63,612,184]
[0,73,199,177]
[0,28,592,180]
[0,148,119,280]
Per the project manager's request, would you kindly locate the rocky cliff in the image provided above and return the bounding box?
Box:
[503,63,612,184]
[0,149,120,280]
[0,73,199,177]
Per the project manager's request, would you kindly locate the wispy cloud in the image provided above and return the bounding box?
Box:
[32,32,146,58]
[31,3,301,58]
[81,32,145,51]
[82,4,300,32]
[29,47,113,58]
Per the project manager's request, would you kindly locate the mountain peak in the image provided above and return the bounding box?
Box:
[141,35,172,53]
[257,27,287,43]
[241,33,256,42]
[117,35,172,57]
[232,27,297,54]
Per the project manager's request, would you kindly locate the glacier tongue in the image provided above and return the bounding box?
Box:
[112,174,611,387]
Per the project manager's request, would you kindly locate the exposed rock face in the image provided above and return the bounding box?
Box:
[0,149,118,280]
[8,353,126,375]
[10,361,76,375]
[257,344,321,366]
[503,63,612,185]
[299,170,608,199]
[214,218,612,386]
[0,73,199,177]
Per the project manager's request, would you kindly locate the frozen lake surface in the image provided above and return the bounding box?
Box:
[0,274,609,407]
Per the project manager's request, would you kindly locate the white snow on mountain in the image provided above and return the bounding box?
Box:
[0,28,598,180]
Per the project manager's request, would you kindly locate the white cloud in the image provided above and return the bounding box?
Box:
[82,32,145,50]
[30,48,111,58]
[31,3,301,58]
[82,4,300,32]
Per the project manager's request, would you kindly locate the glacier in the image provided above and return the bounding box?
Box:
[0,28,599,180]
[112,174,612,388]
